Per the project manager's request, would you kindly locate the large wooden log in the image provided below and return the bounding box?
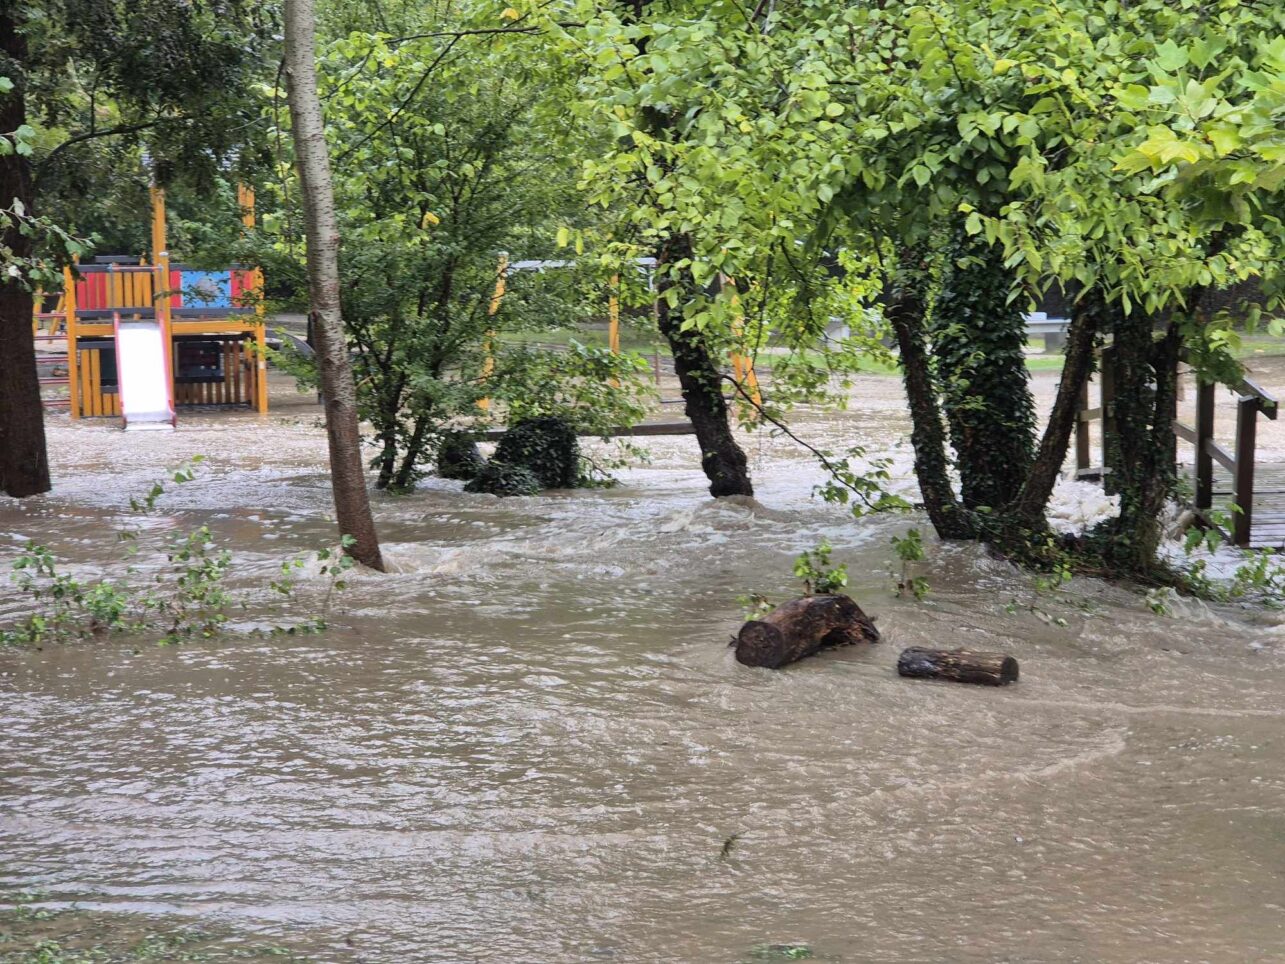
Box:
[897,647,1019,686]
[735,594,879,669]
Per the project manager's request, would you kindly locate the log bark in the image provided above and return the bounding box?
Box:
[897,647,1018,686]
[736,594,879,669]
[0,10,51,498]
[283,0,384,571]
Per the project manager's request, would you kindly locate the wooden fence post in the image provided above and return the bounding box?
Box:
[1194,380,1215,512]
[1075,380,1090,473]
[1233,396,1258,547]
[1100,346,1117,494]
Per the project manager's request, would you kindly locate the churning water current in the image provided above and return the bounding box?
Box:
[2,372,1284,962]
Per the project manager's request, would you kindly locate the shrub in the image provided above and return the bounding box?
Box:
[492,417,580,489]
[463,462,542,497]
[436,433,486,481]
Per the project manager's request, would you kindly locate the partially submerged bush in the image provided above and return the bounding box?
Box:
[2,460,352,647]
[464,461,543,497]
[436,433,486,481]
[492,417,580,489]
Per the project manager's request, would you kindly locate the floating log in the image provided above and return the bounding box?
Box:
[735,594,879,669]
[897,647,1019,686]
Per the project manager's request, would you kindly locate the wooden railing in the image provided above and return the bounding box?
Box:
[1076,345,1279,546]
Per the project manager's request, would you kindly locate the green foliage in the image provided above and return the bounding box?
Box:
[463,461,542,497]
[128,457,204,512]
[793,539,848,596]
[250,13,632,490]
[1,463,352,647]
[890,529,930,601]
[11,0,274,264]
[745,944,814,962]
[491,417,579,490]
[494,342,655,438]
[0,893,300,961]
[736,592,776,620]
[1176,507,1285,606]
[5,544,131,644]
[930,227,1036,510]
[812,446,912,518]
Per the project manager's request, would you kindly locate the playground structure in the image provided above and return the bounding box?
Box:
[33,184,267,426]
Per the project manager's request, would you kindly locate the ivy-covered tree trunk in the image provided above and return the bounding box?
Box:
[930,228,1035,510]
[0,11,51,499]
[1094,310,1182,573]
[887,269,973,539]
[656,232,753,497]
[1008,289,1103,528]
[283,0,385,571]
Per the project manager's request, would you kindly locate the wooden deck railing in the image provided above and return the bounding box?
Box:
[1076,345,1279,546]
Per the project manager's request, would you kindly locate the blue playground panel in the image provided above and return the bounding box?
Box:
[177,270,234,308]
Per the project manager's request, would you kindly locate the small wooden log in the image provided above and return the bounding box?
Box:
[735,594,879,669]
[897,647,1018,686]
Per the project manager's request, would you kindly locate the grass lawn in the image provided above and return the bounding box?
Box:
[499,327,1285,376]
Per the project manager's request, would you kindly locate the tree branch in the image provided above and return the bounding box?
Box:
[36,120,159,173]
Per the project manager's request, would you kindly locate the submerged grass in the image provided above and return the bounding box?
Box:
[0,897,308,963]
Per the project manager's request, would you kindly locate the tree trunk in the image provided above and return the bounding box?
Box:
[735,593,879,669]
[887,269,973,539]
[931,227,1035,510]
[392,412,432,491]
[655,232,753,498]
[1097,311,1181,572]
[283,0,384,571]
[1007,289,1103,526]
[897,647,1019,686]
[0,11,51,499]
[375,426,398,490]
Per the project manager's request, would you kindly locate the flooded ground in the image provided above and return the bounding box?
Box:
[2,365,1284,962]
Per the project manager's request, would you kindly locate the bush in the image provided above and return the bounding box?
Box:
[436,434,486,481]
[463,462,542,497]
[492,417,580,489]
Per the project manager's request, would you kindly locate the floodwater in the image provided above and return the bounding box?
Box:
[2,368,1284,962]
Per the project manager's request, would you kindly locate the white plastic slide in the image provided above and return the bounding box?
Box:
[113,313,176,431]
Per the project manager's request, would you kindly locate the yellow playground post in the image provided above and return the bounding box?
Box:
[64,265,79,418]
[608,273,621,387]
[721,274,762,411]
[237,183,256,230]
[478,253,508,412]
[236,182,269,413]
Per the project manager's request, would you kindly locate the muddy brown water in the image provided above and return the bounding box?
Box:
[2,371,1284,962]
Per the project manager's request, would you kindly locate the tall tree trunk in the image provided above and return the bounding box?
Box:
[887,270,973,539]
[0,11,51,498]
[283,0,384,571]
[930,227,1035,510]
[1097,310,1181,572]
[627,0,751,500]
[1007,289,1103,526]
[655,232,753,498]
